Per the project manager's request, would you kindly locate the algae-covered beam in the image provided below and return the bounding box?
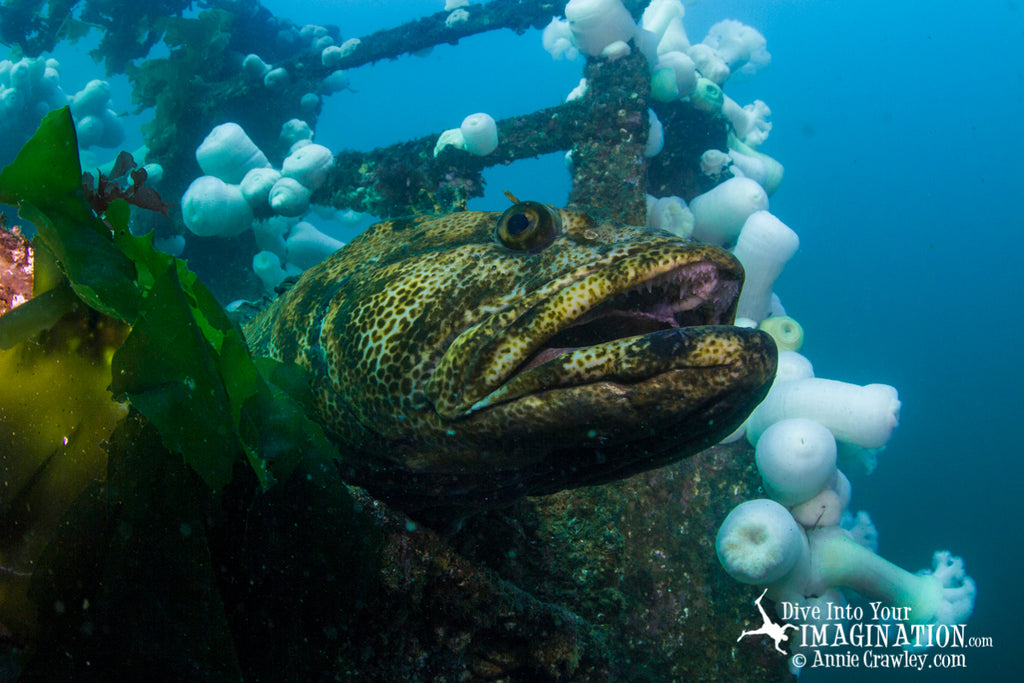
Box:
[330,0,561,71]
[0,0,81,57]
[295,0,652,78]
[315,99,586,218]
[566,48,651,225]
[316,46,653,224]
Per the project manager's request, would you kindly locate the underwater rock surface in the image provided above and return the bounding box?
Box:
[15,428,790,681]
[451,440,791,681]
[217,440,790,681]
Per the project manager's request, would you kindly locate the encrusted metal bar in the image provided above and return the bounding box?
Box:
[321,0,652,72]
[316,100,586,217]
[566,49,651,224]
[316,47,660,225]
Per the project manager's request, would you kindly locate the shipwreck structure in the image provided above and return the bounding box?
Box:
[0,1,787,680]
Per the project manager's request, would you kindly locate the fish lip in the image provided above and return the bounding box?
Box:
[513,259,741,374]
[430,244,752,418]
[468,324,771,413]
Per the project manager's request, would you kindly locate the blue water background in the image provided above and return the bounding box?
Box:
[36,0,1022,679]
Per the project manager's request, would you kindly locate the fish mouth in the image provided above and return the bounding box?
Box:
[515,260,739,375]
[428,243,773,419]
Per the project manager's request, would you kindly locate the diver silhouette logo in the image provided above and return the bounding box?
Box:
[737,588,798,654]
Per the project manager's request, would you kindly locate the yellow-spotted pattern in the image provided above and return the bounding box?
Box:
[246,203,777,518]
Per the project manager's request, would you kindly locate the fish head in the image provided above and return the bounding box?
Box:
[258,202,777,516]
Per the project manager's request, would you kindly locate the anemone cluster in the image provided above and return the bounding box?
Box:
[239,22,359,119]
[718,398,976,666]
[537,0,976,660]
[540,0,779,241]
[180,120,371,294]
[0,57,123,165]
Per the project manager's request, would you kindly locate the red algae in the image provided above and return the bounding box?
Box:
[0,226,33,316]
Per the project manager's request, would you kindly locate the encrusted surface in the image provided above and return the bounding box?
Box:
[215,441,793,681]
[455,440,793,681]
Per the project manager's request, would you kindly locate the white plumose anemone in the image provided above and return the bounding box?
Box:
[460,113,499,156]
[755,418,837,507]
[195,122,270,184]
[747,379,901,450]
[689,177,768,245]
[716,499,809,586]
[281,143,335,191]
[732,211,799,322]
[181,176,254,237]
[269,177,312,217]
[564,0,636,57]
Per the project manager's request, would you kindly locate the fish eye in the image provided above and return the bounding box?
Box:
[495,201,560,251]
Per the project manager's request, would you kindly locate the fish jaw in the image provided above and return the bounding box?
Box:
[469,324,774,414]
[389,324,777,512]
[426,242,752,419]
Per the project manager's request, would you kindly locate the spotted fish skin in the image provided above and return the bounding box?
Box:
[246,204,777,518]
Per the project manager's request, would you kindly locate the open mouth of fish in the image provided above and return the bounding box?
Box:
[516,260,739,374]
[429,245,767,418]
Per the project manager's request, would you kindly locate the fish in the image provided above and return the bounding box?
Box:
[246,201,777,521]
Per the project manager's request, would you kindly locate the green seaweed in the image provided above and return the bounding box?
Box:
[81,0,194,75]
[0,283,77,350]
[0,106,334,491]
[1,108,342,676]
[0,0,80,57]
[25,415,244,680]
[127,9,235,163]
[0,1,193,73]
